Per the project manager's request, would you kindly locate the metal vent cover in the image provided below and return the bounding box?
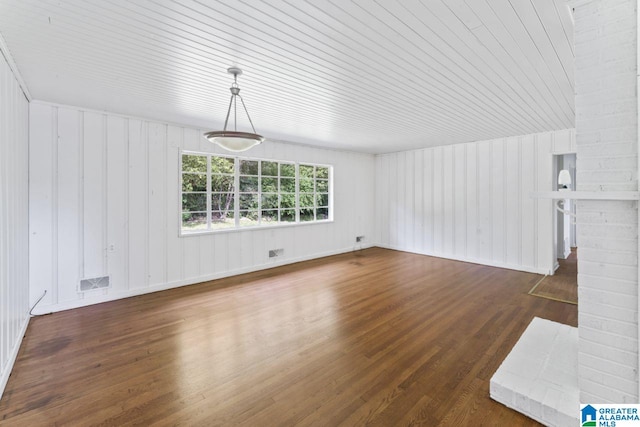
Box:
[269,248,284,258]
[79,276,110,291]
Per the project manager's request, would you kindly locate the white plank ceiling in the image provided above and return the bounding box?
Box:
[0,0,574,153]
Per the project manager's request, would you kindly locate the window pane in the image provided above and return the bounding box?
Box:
[280,163,295,177]
[182,212,207,230]
[299,208,314,222]
[262,161,278,176]
[239,193,258,210]
[317,207,329,220]
[211,211,235,229]
[182,154,207,173]
[211,193,234,211]
[261,177,277,192]
[211,174,234,193]
[299,178,314,193]
[240,160,258,175]
[280,194,295,209]
[280,177,295,193]
[182,173,206,192]
[316,167,329,179]
[280,209,296,222]
[299,193,314,208]
[299,164,314,178]
[316,193,329,207]
[239,176,258,192]
[211,156,234,175]
[262,193,278,209]
[316,179,328,192]
[239,210,258,227]
[182,193,206,212]
[261,210,278,225]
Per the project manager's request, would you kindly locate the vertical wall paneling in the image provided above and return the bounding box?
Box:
[424,149,434,253]
[82,112,105,280]
[166,125,183,282]
[181,129,202,277]
[477,142,493,261]
[388,154,398,248]
[376,129,573,274]
[443,146,454,256]
[414,150,424,254]
[28,102,376,314]
[536,133,553,269]
[453,144,466,254]
[433,147,444,253]
[148,122,167,286]
[128,119,148,290]
[1,52,29,400]
[491,140,506,263]
[403,151,414,252]
[466,143,478,260]
[57,109,82,302]
[106,116,127,292]
[505,138,522,266]
[29,104,54,307]
[376,155,389,246]
[520,135,536,269]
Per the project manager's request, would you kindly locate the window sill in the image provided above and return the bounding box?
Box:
[179,219,335,237]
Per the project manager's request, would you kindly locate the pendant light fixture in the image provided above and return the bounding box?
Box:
[204,67,264,152]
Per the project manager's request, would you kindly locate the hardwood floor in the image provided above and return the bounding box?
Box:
[0,248,577,426]
[529,248,578,304]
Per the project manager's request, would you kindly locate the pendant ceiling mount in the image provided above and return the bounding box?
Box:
[204,67,264,152]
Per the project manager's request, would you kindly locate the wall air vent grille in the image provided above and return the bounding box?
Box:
[79,276,110,291]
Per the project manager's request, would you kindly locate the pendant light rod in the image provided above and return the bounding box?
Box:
[238,95,258,134]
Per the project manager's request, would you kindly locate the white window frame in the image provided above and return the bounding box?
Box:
[179,150,333,236]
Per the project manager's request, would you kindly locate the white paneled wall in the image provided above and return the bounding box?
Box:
[29,102,375,314]
[0,53,30,397]
[375,129,575,274]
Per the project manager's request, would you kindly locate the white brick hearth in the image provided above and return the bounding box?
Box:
[490,317,579,427]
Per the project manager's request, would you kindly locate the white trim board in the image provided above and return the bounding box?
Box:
[31,244,374,315]
[376,244,552,275]
[532,191,640,200]
[0,31,31,101]
[0,316,30,401]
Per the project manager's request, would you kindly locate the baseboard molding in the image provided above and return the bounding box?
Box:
[376,244,551,275]
[31,242,548,315]
[32,244,374,315]
[0,314,30,401]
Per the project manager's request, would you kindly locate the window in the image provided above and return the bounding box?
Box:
[181,152,332,234]
[299,164,330,222]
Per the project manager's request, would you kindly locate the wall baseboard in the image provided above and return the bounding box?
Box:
[31,241,549,315]
[377,244,552,275]
[0,315,30,401]
[32,244,374,315]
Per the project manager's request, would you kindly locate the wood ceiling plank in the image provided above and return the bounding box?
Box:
[426,0,569,131]
[0,0,576,152]
[464,0,574,128]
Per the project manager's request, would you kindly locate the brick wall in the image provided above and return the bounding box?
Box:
[574,0,638,403]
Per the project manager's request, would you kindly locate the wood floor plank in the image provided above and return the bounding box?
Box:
[0,248,577,425]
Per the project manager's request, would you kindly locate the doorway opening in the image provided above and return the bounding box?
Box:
[529,153,578,304]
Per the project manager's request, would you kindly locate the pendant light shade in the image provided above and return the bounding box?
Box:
[204,67,264,152]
